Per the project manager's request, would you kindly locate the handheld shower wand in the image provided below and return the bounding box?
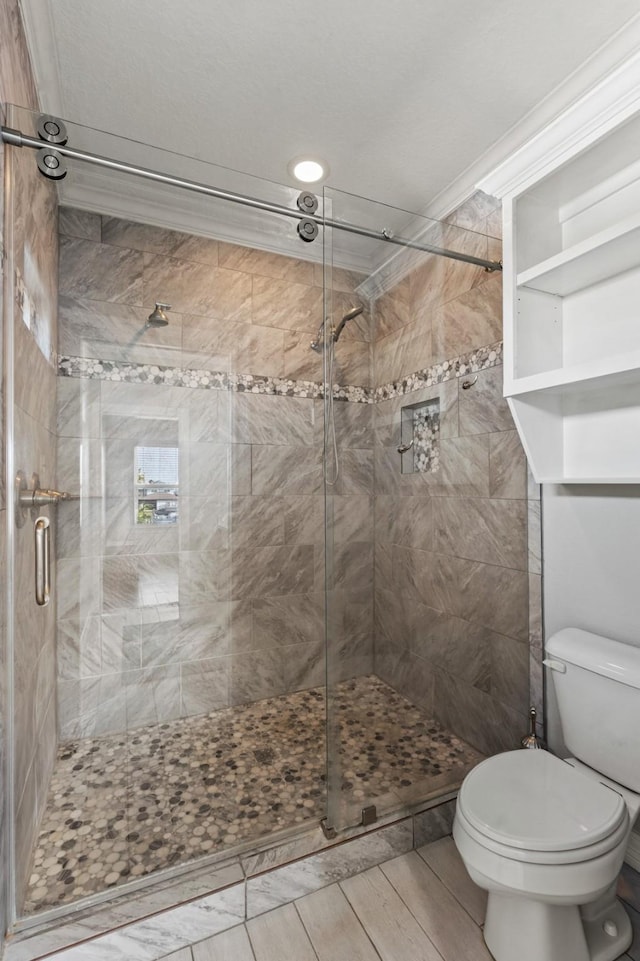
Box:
[310,305,364,351]
[332,305,364,343]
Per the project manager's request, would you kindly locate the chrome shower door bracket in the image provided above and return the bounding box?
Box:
[14,470,28,528]
[361,804,377,827]
[14,470,43,528]
[320,817,337,840]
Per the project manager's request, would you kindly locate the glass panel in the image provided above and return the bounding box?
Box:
[323,185,522,833]
[4,102,528,930]
[6,105,330,921]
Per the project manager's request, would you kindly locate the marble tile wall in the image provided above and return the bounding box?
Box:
[55,199,531,755]
[58,209,372,387]
[56,211,375,739]
[1,0,60,925]
[372,192,532,756]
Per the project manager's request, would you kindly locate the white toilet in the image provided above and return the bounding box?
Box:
[453,628,640,961]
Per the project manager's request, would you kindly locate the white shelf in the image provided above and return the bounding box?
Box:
[516,211,640,296]
[502,90,640,485]
[505,350,640,397]
[536,477,640,484]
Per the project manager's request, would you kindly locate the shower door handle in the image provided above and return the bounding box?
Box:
[35,516,51,607]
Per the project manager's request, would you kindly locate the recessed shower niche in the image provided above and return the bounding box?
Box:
[399,397,440,474]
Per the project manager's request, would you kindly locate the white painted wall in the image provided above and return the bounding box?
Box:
[542,483,640,853]
[543,484,640,646]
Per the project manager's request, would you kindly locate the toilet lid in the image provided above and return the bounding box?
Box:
[458,751,627,852]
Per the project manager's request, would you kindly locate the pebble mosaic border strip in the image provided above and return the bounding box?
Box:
[59,341,503,405]
[57,357,372,403]
[374,341,503,401]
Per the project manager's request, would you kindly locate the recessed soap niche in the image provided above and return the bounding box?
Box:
[400,397,440,474]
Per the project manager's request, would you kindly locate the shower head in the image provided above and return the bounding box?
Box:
[333,305,364,343]
[146,303,171,328]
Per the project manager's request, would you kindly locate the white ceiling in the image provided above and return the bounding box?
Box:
[17,0,640,256]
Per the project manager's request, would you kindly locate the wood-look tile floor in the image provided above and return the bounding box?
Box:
[156,837,640,961]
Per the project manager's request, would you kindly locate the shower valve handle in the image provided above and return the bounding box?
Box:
[19,487,79,508]
[397,441,414,454]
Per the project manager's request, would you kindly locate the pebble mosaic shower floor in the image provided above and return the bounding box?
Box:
[24,675,483,914]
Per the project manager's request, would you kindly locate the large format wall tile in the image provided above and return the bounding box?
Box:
[218,241,314,284]
[59,207,101,241]
[432,666,524,755]
[433,435,490,497]
[102,216,220,264]
[143,253,252,320]
[372,198,529,751]
[250,594,324,651]
[432,496,528,570]
[183,313,285,377]
[232,393,316,446]
[456,558,529,642]
[52,201,524,762]
[432,273,502,363]
[458,364,513,435]
[58,295,182,365]
[251,444,323,495]
[489,429,527,499]
[231,544,316,599]
[59,236,143,304]
[54,205,376,738]
[252,276,322,331]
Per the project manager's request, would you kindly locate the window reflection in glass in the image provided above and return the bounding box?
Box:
[135,446,179,524]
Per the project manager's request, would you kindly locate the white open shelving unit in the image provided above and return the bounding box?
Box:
[494,75,640,484]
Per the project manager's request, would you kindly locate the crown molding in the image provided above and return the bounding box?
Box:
[362,13,640,296]
[476,21,640,200]
[18,0,64,116]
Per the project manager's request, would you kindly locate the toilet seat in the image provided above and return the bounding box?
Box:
[457,751,628,865]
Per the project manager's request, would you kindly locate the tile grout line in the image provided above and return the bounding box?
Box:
[336,876,382,959]
[376,859,447,961]
[289,902,321,961]
[414,844,483,929]
[303,885,385,961]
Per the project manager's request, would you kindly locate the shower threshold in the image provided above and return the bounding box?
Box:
[18,676,483,926]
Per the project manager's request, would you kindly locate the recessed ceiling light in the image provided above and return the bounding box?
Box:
[288,157,329,184]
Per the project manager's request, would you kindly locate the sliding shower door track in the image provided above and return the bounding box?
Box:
[1,119,502,273]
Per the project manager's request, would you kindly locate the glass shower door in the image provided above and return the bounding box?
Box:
[323,185,506,833]
[5,106,333,922]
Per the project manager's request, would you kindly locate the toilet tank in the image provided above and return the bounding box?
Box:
[546,629,640,792]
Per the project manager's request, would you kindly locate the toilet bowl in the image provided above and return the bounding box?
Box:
[453,628,640,961]
[453,750,637,961]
